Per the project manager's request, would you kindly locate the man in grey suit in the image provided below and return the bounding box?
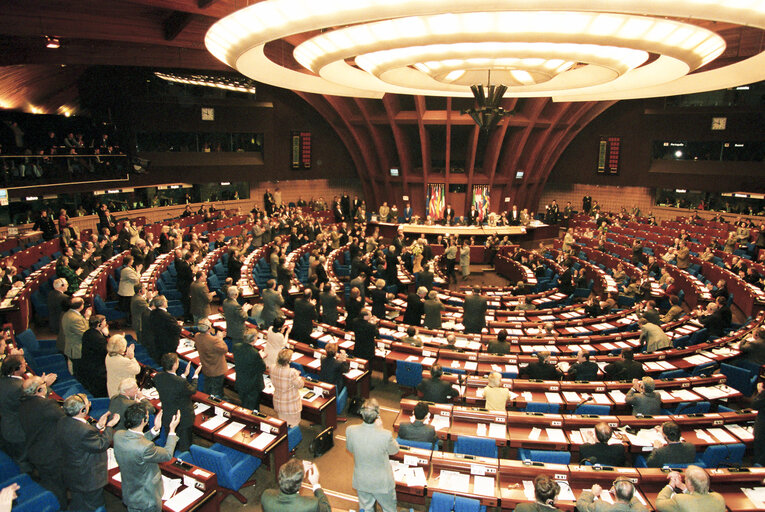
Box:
[108,378,157,431]
[189,271,214,325]
[319,284,340,326]
[223,286,253,344]
[113,404,181,512]
[398,401,436,447]
[462,287,488,334]
[638,317,671,353]
[261,459,331,512]
[655,466,725,512]
[625,376,662,416]
[260,279,285,328]
[345,399,399,512]
[46,278,69,334]
[130,284,151,343]
[576,478,648,512]
[59,297,91,378]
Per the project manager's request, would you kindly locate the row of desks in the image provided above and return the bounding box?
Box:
[391,446,765,511]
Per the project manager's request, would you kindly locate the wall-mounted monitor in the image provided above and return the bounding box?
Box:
[390,168,399,176]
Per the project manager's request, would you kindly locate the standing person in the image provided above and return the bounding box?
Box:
[130,284,151,342]
[260,279,285,328]
[261,459,331,512]
[152,353,201,452]
[232,331,266,411]
[751,381,765,465]
[223,286,253,345]
[402,286,426,326]
[59,297,91,379]
[459,240,471,281]
[462,287,488,334]
[57,394,120,511]
[190,271,213,325]
[351,309,379,364]
[292,289,317,344]
[117,255,141,314]
[0,355,41,471]
[271,348,304,427]
[423,290,445,329]
[263,317,290,370]
[195,319,228,398]
[113,405,181,512]
[46,278,69,334]
[108,378,157,431]
[444,240,458,284]
[18,376,66,506]
[318,342,349,392]
[80,315,109,397]
[345,399,399,512]
[148,295,181,359]
[174,251,194,321]
[319,284,340,326]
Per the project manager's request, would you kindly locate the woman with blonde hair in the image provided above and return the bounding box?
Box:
[271,348,304,427]
[105,334,140,398]
[483,372,510,412]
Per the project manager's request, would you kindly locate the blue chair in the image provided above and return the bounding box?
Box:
[397,436,435,450]
[93,295,127,322]
[674,401,710,415]
[0,473,59,512]
[688,328,708,346]
[396,361,423,392]
[524,402,560,414]
[288,425,302,454]
[454,435,497,458]
[634,455,692,469]
[336,386,348,416]
[89,397,111,419]
[573,404,611,416]
[657,369,689,380]
[14,329,57,358]
[720,363,758,396]
[429,491,486,512]
[517,449,571,465]
[189,443,261,503]
[695,443,745,468]
[0,449,19,482]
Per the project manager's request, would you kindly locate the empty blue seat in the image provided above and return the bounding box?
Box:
[674,401,710,415]
[396,361,423,390]
[518,449,571,465]
[720,363,758,396]
[524,402,560,414]
[397,437,435,451]
[429,491,486,512]
[695,443,745,468]
[454,435,497,458]
[189,443,261,504]
[573,404,611,416]
[288,425,302,453]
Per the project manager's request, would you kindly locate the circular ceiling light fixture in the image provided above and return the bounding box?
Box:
[205,0,765,101]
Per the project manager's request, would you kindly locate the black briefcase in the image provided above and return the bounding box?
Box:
[309,427,334,458]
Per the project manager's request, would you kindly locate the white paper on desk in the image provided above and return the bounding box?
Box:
[164,486,204,512]
[563,391,580,402]
[523,480,536,500]
[522,391,534,402]
[741,487,765,509]
[569,430,584,444]
[598,490,615,504]
[290,351,301,361]
[218,421,246,438]
[476,387,484,398]
[506,364,518,374]
[693,386,725,400]
[725,423,754,441]
[474,475,495,496]
[306,359,321,369]
[546,428,566,443]
[694,429,715,443]
[557,481,576,501]
[161,476,183,501]
[345,368,364,379]
[464,361,478,371]
[339,340,354,350]
[440,470,471,493]
[528,427,542,441]
[451,360,462,368]
[707,427,737,443]
[658,390,673,401]
[250,432,276,450]
[420,357,436,366]
[200,415,228,431]
[410,466,427,487]
[489,423,506,438]
[545,392,563,404]
[430,415,450,431]
[107,448,118,470]
[476,423,488,436]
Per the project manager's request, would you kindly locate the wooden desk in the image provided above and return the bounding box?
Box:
[498,460,574,511]
[428,452,500,507]
[390,445,431,502]
[393,399,451,441]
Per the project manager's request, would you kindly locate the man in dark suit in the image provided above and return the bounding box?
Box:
[640,301,662,326]
[398,401,437,447]
[579,422,626,467]
[262,459,331,512]
[487,329,511,355]
[189,271,213,325]
[417,365,459,403]
[261,279,285,328]
[352,309,379,364]
[567,350,599,381]
[444,205,455,225]
[604,348,644,381]
[232,331,267,411]
[47,278,69,334]
[108,377,156,431]
[148,295,181,359]
[0,354,45,471]
[18,375,66,506]
[174,251,194,321]
[462,287,487,334]
[57,394,120,510]
[403,287,426,326]
[507,206,520,226]
[292,289,317,344]
[153,353,201,452]
[114,403,181,512]
[223,287,254,344]
[739,327,765,366]
[645,421,695,467]
[417,265,435,291]
[319,284,340,326]
[522,351,562,380]
[130,284,151,343]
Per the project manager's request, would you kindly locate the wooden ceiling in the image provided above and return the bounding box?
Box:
[1,1,762,211]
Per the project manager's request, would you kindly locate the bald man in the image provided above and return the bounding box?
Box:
[655,466,724,512]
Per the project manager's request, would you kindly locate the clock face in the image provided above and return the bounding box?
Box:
[711,117,726,130]
[201,107,214,121]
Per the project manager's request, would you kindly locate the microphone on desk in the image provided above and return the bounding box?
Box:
[450,492,457,512]
[577,395,594,407]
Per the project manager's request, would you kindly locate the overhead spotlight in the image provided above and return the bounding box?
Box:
[45,36,60,49]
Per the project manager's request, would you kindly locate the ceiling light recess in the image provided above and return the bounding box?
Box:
[205,0,765,101]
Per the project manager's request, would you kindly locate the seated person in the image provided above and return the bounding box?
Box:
[483,372,510,412]
[514,475,562,512]
[261,459,330,512]
[397,401,436,447]
[625,377,661,416]
[739,327,765,366]
[417,364,459,404]
[487,329,511,355]
[579,422,626,467]
[660,295,684,323]
[577,478,647,512]
[604,348,644,381]
[639,300,661,325]
[655,466,725,512]
[583,295,602,318]
[646,421,696,468]
[567,350,599,381]
[400,326,423,347]
[514,295,535,311]
[522,351,562,381]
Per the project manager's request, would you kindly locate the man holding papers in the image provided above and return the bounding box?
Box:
[576,478,647,512]
[114,404,180,512]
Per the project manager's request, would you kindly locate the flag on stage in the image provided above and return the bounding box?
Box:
[426,183,445,220]
[472,185,490,221]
